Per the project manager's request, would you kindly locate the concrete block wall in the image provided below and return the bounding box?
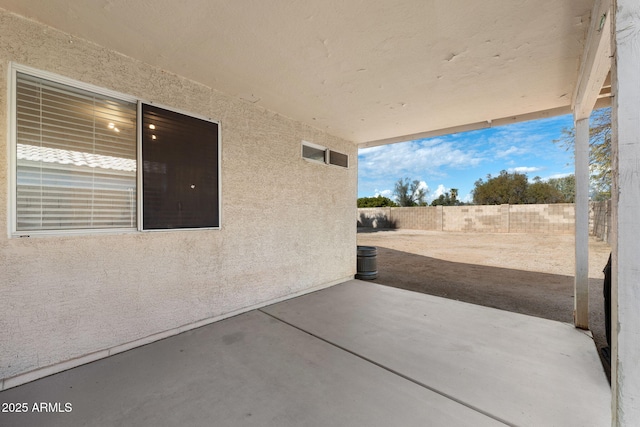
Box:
[358,206,441,230]
[357,207,394,228]
[442,205,506,232]
[509,204,575,234]
[391,206,442,230]
[358,203,594,235]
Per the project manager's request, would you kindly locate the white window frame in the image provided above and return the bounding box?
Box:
[301,140,328,165]
[7,63,222,237]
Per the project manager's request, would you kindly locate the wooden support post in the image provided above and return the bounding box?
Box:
[612,0,640,424]
[574,117,590,330]
[571,0,611,332]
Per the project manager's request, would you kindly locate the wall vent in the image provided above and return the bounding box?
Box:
[302,141,348,168]
[328,150,348,168]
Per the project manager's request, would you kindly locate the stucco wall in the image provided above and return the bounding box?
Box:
[0,10,357,386]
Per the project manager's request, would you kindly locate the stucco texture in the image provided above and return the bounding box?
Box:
[0,9,357,382]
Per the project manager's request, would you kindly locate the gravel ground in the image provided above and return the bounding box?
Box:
[356,228,612,379]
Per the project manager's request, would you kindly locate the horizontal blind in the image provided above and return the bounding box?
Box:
[15,72,137,231]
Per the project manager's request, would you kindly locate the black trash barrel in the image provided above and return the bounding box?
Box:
[603,253,612,347]
[356,246,377,280]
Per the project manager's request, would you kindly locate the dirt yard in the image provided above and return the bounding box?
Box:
[357,229,612,374]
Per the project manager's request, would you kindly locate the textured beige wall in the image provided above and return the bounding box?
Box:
[0,10,357,384]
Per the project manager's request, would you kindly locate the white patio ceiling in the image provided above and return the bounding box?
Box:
[2,0,601,146]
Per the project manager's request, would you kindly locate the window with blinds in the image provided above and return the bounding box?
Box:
[15,72,137,232]
[11,66,222,235]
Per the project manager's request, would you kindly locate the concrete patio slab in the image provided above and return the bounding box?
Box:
[263,280,611,426]
[0,309,502,426]
[0,280,610,426]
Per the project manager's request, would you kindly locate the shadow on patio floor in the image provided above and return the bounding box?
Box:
[367,247,610,382]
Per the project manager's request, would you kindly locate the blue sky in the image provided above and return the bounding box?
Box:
[358,114,576,203]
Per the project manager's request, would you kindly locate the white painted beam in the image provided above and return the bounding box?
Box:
[573,118,590,330]
[359,120,492,148]
[359,99,610,149]
[611,0,640,424]
[573,0,612,120]
[359,106,572,148]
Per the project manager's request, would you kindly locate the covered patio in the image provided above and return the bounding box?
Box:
[1,1,639,425]
[1,281,609,426]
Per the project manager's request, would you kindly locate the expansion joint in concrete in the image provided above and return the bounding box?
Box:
[258,309,516,427]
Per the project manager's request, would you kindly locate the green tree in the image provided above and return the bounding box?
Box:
[525,179,564,204]
[547,175,576,203]
[555,107,611,200]
[393,178,427,206]
[357,196,398,208]
[473,171,528,204]
[431,188,460,206]
[474,172,570,204]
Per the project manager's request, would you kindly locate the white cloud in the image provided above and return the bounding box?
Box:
[495,145,527,158]
[507,166,542,174]
[478,124,551,159]
[374,189,393,198]
[462,192,474,203]
[358,139,483,179]
[543,172,573,181]
[425,184,447,203]
[433,184,447,197]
